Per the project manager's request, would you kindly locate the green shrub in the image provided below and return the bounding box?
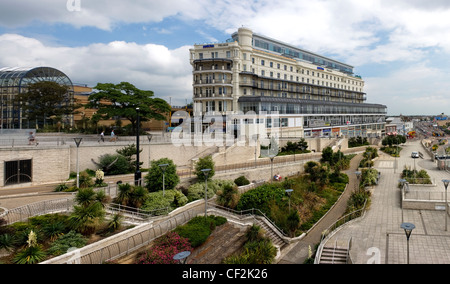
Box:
[13,245,47,264]
[174,216,226,247]
[98,154,131,175]
[223,225,276,264]
[47,231,87,256]
[144,158,179,192]
[236,183,285,217]
[141,189,188,214]
[194,156,215,180]
[234,176,250,186]
[216,184,240,209]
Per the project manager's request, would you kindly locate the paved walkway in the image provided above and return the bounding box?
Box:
[278,152,364,264]
[323,139,450,264]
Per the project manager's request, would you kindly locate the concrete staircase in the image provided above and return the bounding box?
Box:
[188,222,247,264]
[255,219,286,249]
[318,245,349,264]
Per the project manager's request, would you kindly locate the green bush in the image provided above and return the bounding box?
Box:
[223,225,277,264]
[174,216,227,247]
[140,189,188,214]
[194,156,215,180]
[186,179,235,202]
[236,183,285,217]
[47,231,87,256]
[144,158,179,193]
[234,176,250,186]
[216,184,240,209]
[98,154,131,175]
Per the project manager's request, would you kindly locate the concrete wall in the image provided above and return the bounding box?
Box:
[0,136,345,189]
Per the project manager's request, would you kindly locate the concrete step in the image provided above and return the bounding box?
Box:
[319,246,349,264]
[188,223,246,264]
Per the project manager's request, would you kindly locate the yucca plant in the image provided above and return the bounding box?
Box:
[42,222,66,242]
[0,233,17,252]
[13,230,46,264]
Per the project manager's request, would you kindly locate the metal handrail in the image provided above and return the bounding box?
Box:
[315,199,368,264]
[208,203,288,237]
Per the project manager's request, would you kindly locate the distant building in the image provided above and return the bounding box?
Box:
[0,67,74,130]
[189,28,387,138]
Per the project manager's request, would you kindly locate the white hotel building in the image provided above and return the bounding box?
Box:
[189,27,387,138]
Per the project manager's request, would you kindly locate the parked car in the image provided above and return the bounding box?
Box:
[411,152,419,158]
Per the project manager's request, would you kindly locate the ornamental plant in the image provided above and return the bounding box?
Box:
[135,232,192,264]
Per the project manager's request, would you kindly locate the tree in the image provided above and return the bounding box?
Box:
[116,144,142,172]
[195,156,215,180]
[15,81,80,126]
[87,82,171,134]
[145,158,179,193]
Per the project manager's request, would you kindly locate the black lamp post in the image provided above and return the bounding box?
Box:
[401,222,415,264]
[285,189,293,213]
[73,138,83,188]
[201,168,211,217]
[443,179,450,231]
[135,107,141,186]
[270,155,275,183]
[159,163,169,197]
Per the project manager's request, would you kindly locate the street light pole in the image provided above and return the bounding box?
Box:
[201,168,211,217]
[270,155,275,183]
[73,138,83,188]
[443,179,450,231]
[285,189,293,213]
[159,163,168,197]
[135,107,141,186]
[401,222,415,264]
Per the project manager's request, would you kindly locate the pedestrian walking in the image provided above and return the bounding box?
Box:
[99,131,105,142]
[28,132,38,146]
[110,130,116,142]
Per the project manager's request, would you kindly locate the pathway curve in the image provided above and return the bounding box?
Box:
[323,140,450,264]
[278,152,364,264]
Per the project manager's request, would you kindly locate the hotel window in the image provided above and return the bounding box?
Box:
[270,62,273,67]
[199,53,203,59]
[261,60,265,66]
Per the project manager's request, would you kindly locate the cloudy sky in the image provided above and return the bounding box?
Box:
[1,0,450,115]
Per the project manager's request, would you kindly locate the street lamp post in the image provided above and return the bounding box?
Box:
[73,138,83,188]
[285,189,293,213]
[400,222,415,264]
[159,163,168,197]
[443,179,450,231]
[201,168,211,217]
[135,107,141,186]
[270,155,275,183]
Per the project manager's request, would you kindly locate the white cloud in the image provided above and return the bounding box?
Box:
[0,34,193,105]
[365,62,450,115]
[3,0,450,114]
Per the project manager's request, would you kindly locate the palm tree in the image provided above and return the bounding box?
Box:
[69,188,106,236]
[69,202,105,235]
